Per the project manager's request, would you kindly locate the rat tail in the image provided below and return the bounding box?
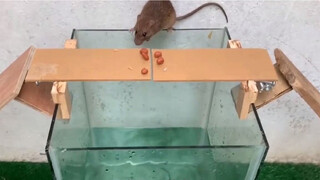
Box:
[176,2,228,23]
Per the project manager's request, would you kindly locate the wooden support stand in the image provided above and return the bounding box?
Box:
[0,40,76,120]
[231,47,320,120]
[0,46,56,116]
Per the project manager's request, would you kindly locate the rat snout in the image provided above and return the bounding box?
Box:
[134,37,144,46]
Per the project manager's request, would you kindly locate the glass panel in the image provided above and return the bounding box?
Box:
[84,81,215,147]
[208,82,266,146]
[49,80,267,180]
[74,28,228,49]
[47,28,268,180]
[207,82,268,179]
[52,81,215,148]
[50,81,266,148]
[50,147,263,180]
[50,82,93,149]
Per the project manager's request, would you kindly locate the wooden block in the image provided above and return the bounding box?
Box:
[25,49,151,82]
[275,48,320,118]
[51,82,71,120]
[0,46,35,109]
[254,64,292,109]
[15,82,55,115]
[235,81,258,119]
[152,48,277,82]
[227,40,242,48]
[64,39,77,49]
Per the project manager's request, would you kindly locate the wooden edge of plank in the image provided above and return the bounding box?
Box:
[13,46,36,94]
[275,48,320,118]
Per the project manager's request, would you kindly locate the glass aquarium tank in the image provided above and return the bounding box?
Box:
[46,28,268,180]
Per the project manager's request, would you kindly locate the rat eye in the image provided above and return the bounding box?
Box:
[142,32,147,37]
[135,31,137,35]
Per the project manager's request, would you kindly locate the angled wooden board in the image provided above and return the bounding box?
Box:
[275,48,320,118]
[151,48,277,82]
[0,47,35,109]
[25,49,151,82]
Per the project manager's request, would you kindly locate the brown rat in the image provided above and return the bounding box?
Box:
[132,0,228,45]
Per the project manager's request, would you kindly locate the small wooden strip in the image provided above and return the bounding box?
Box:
[227,40,242,48]
[236,81,258,119]
[0,46,35,109]
[275,48,320,118]
[25,49,151,82]
[51,82,71,119]
[64,39,77,49]
[152,48,277,82]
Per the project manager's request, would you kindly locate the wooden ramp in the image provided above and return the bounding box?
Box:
[152,48,277,82]
[25,49,152,82]
[24,48,277,82]
[1,45,319,121]
[0,46,279,119]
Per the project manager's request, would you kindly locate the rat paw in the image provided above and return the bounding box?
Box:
[166,27,175,33]
[129,28,135,34]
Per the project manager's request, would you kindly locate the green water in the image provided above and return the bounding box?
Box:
[91,127,210,147]
[58,128,250,180]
